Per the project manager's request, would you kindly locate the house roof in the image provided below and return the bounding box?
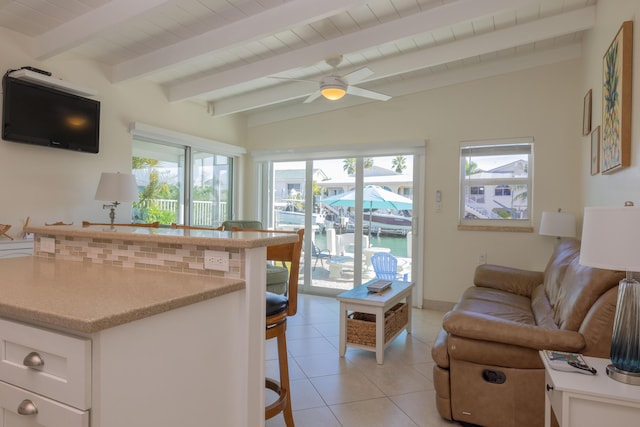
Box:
[0,0,594,124]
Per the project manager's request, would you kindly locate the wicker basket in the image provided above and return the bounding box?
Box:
[346,303,408,347]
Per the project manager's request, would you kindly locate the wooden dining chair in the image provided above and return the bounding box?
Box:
[233,227,304,426]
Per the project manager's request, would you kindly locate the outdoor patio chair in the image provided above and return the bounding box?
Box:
[371,252,407,281]
[311,242,331,271]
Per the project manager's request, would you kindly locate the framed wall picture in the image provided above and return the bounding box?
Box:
[583,89,592,136]
[591,126,600,175]
[601,21,633,174]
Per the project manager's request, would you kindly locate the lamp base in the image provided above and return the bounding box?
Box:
[606,364,640,385]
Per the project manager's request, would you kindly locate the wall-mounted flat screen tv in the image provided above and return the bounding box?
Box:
[2,75,100,153]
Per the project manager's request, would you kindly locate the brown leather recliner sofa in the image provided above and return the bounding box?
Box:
[431,239,624,427]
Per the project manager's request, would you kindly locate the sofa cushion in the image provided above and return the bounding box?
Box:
[455,286,535,325]
[543,239,580,308]
[553,257,624,330]
[530,285,556,329]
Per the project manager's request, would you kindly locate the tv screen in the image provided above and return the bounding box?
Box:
[2,75,100,153]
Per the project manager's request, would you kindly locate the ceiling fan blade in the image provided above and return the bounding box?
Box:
[269,76,317,84]
[303,91,323,103]
[347,85,391,101]
[342,67,373,84]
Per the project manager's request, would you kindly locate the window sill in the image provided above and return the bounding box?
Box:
[457,224,534,233]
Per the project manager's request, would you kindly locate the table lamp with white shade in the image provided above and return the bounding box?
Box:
[579,202,640,385]
[94,172,138,229]
[539,209,576,239]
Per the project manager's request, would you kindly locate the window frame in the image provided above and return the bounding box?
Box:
[458,138,534,232]
[130,122,245,227]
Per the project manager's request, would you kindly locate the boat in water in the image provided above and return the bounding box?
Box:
[362,210,412,236]
[275,201,326,231]
[340,210,412,236]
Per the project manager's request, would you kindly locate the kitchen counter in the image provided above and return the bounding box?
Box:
[25,224,295,248]
[1,225,299,427]
[0,256,244,333]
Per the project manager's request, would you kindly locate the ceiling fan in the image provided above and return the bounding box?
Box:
[276,56,392,104]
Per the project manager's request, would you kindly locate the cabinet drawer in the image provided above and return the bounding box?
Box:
[0,318,91,410]
[0,380,89,427]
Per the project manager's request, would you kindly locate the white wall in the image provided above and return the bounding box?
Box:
[247,60,583,304]
[0,28,246,234]
[581,0,640,209]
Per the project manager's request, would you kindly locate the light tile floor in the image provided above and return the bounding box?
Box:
[265,294,460,427]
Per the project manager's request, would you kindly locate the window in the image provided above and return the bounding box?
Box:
[130,123,244,227]
[459,139,533,231]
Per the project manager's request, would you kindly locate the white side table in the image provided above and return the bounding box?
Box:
[541,353,640,427]
[337,280,414,364]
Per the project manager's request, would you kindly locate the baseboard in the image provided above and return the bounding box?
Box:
[422,299,455,312]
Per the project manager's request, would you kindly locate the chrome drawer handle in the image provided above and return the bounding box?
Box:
[23,352,44,370]
[17,399,38,416]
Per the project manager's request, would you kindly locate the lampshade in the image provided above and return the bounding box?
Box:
[579,204,640,271]
[95,172,138,203]
[539,211,576,238]
[320,76,347,100]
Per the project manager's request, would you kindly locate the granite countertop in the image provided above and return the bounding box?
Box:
[25,225,299,248]
[0,257,244,334]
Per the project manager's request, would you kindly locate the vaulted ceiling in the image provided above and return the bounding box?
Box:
[0,0,596,125]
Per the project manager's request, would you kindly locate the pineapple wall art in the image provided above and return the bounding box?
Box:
[601,21,633,174]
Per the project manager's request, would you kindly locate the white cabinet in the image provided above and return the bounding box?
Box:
[0,239,33,259]
[0,318,90,427]
[542,355,640,427]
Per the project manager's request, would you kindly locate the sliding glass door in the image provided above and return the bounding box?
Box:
[268,154,418,297]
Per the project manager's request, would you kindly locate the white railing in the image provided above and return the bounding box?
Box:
[137,199,227,226]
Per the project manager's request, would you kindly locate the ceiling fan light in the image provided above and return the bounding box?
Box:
[319,76,347,101]
[321,85,346,100]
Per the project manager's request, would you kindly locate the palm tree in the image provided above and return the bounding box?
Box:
[465,159,483,176]
[391,156,406,173]
[343,158,374,175]
[342,158,355,175]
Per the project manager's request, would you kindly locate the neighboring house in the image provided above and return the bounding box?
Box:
[464,160,528,220]
[274,169,329,201]
[317,166,413,198]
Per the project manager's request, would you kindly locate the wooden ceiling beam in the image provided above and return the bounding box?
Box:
[111,0,370,83]
[167,0,540,102]
[34,0,169,60]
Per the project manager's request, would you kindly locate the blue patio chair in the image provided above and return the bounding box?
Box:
[371,252,407,281]
[311,242,331,270]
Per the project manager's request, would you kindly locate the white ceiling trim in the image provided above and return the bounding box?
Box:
[246,43,583,127]
[111,0,371,83]
[33,0,169,60]
[210,7,594,117]
[167,0,540,102]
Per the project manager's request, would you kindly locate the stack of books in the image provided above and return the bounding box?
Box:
[366,280,392,293]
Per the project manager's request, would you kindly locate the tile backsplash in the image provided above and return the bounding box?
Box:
[35,234,242,278]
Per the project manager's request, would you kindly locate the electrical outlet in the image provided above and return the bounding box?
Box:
[204,250,230,272]
[479,253,487,264]
[40,237,56,254]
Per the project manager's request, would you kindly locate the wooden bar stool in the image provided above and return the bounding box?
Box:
[234,227,303,426]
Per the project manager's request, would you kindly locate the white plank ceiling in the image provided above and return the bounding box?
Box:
[0,0,596,125]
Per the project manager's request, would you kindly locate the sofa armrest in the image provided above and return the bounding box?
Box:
[443,310,585,352]
[474,264,544,297]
